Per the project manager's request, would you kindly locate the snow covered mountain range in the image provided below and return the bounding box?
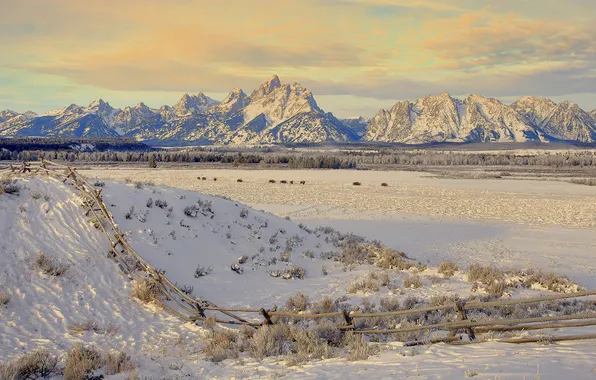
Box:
[1,76,595,144]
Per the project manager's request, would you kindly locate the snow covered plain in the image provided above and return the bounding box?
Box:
[2,167,596,379]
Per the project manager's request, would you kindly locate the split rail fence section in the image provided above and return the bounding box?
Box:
[3,161,596,346]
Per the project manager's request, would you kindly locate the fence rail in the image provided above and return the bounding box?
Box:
[3,160,596,346]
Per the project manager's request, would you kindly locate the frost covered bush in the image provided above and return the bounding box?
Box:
[155,199,168,209]
[286,328,333,366]
[239,208,249,219]
[33,252,69,277]
[344,333,378,361]
[403,274,422,289]
[177,284,194,296]
[103,350,136,375]
[93,180,105,187]
[183,205,200,218]
[202,330,239,362]
[285,292,310,312]
[68,319,101,335]
[279,249,292,263]
[130,278,162,306]
[438,261,459,277]
[194,264,212,278]
[146,198,153,208]
[486,280,505,296]
[1,179,21,195]
[124,206,135,220]
[339,242,413,271]
[271,265,307,280]
[248,324,292,360]
[0,349,58,380]
[379,297,401,312]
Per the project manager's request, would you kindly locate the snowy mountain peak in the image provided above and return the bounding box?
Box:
[63,103,82,113]
[174,92,218,116]
[134,102,150,110]
[251,75,282,100]
[0,109,19,122]
[223,88,247,102]
[88,98,109,108]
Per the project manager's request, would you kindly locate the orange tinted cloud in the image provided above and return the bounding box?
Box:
[1,0,595,112]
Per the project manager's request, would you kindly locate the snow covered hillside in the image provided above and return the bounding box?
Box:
[2,173,596,379]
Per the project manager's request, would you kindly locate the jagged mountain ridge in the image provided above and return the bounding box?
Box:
[366,94,596,143]
[0,76,353,144]
[1,78,596,144]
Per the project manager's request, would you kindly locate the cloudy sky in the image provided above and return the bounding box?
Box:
[1,0,595,117]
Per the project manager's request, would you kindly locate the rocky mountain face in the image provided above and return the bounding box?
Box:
[0,76,353,144]
[340,117,368,138]
[1,78,596,144]
[366,94,596,143]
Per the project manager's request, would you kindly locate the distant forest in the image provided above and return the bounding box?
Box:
[2,145,596,169]
[0,137,151,152]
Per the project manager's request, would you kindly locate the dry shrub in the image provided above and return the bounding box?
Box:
[285,292,310,312]
[512,269,583,293]
[130,278,162,306]
[63,344,102,380]
[379,297,401,312]
[33,252,69,277]
[68,319,100,335]
[248,324,292,360]
[438,261,459,277]
[203,329,239,362]
[429,294,460,307]
[343,333,378,361]
[203,314,217,330]
[105,321,120,335]
[310,297,336,315]
[467,264,504,285]
[352,182,361,186]
[276,265,307,280]
[194,264,212,278]
[379,271,390,286]
[338,242,412,271]
[368,244,413,270]
[103,350,136,375]
[0,290,10,306]
[279,249,292,263]
[402,296,422,310]
[486,280,505,296]
[348,273,380,294]
[312,321,343,346]
[403,274,422,289]
[0,349,58,380]
[287,328,333,366]
[1,180,21,196]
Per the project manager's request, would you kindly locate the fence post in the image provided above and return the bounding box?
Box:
[455,301,475,340]
[260,308,273,325]
[342,309,353,328]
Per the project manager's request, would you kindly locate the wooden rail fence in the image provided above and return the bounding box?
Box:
[3,160,596,346]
